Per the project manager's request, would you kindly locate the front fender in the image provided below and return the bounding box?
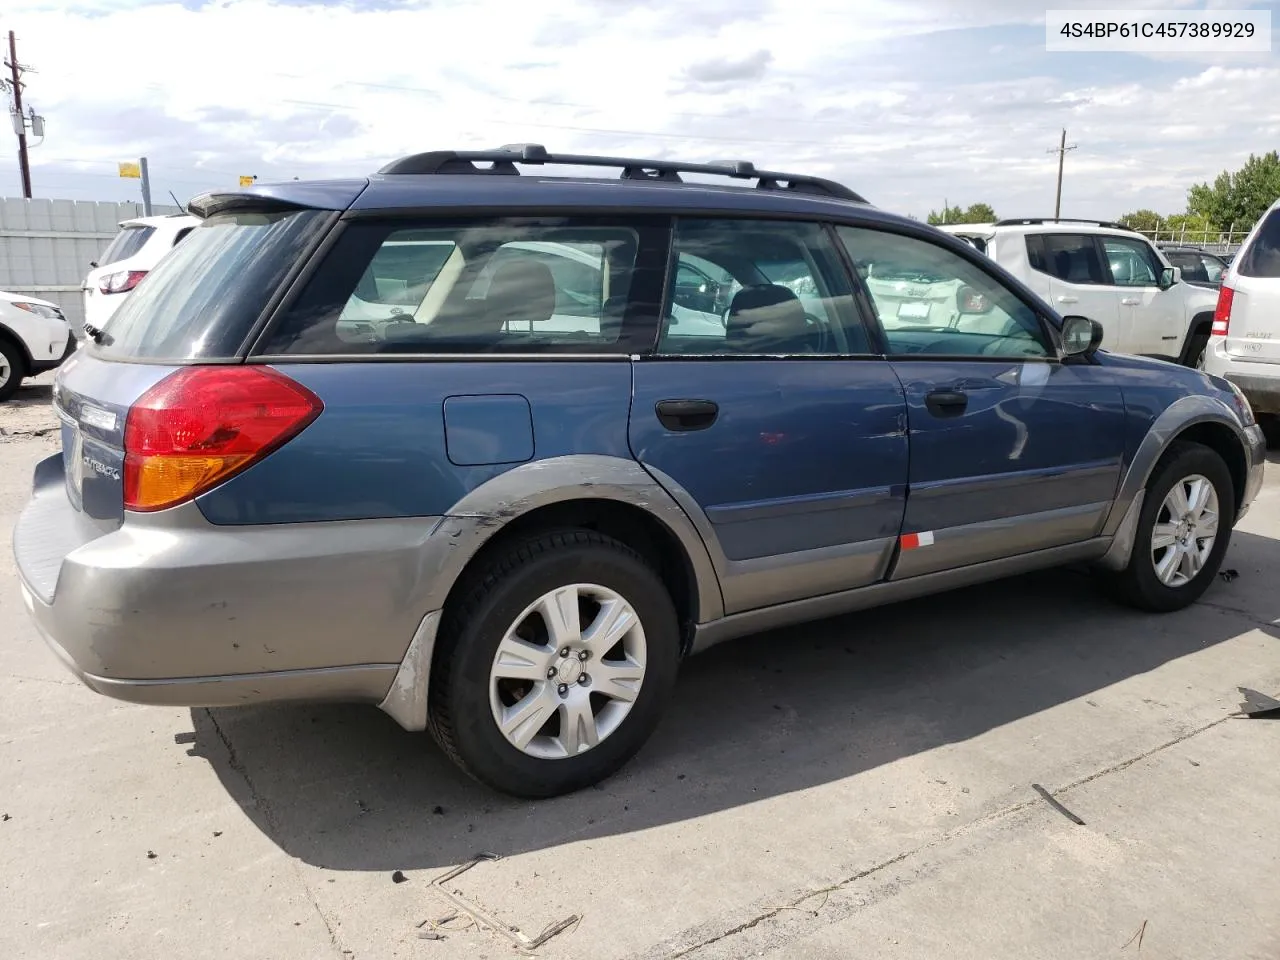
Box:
[1096,393,1258,571]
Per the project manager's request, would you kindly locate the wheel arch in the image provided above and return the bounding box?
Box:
[0,322,35,368]
[1096,394,1251,572]
[378,455,723,731]
[1176,311,1214,366]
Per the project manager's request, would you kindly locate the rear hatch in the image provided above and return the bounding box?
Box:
[55,195,340,530]
[1221,206,1280,363]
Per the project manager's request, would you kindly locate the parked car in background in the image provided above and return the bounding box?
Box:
[939,219,1219,367]
[1158,244,1229,290]
[14,148,1265,798]
[0,290,74,402]
[1204,198,1280,439]
[82,213,199,334]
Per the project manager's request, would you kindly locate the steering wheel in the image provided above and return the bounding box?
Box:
[803,312,831,352]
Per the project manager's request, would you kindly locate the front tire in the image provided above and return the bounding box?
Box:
[428,530,680,798]
[0,339,25,403]
[1100,442,1234,612]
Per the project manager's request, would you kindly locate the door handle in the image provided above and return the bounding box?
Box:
[1121,297,1141,305]
[1056,296,1078,304]
[925,389,968,418]
[655,399,719,432]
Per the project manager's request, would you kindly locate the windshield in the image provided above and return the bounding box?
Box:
[91,209,330,360]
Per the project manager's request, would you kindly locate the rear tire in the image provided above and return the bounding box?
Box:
[1099,442,1234,612]
[0,339,25,403]
[428,530,680,798]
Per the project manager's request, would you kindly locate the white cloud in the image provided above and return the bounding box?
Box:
[3,0,1278,221]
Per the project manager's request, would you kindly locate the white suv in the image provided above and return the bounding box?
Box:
[1203,198,1280,437]
[0,289,74,402]
[82,213,199,333]
[939,219,1219,365]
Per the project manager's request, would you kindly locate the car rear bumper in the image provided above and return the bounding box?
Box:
[1205,337,1280,416]
[12,453,441,707]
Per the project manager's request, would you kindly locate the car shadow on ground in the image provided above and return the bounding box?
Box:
[189,529,1280,872]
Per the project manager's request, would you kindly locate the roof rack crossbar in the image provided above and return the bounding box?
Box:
[993,217,1133,231]
[376,144,865,202]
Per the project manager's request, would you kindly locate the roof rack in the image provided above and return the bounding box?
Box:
[994,217,1134,231]
[377,143,866,203]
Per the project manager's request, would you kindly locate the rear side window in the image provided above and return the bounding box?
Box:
[259,217,668,355]
[1165,250,1209,283]
[1026,233,1106,284]
[1239,210,1280,278]
[98,225,155,267]
[92,210,330,360]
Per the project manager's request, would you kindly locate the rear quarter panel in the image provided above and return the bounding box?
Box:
[196,360,635,523]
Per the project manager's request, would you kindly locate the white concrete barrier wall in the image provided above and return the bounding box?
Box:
[1,197,181,329]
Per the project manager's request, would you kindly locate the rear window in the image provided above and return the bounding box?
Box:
[98,225,155,267]
[258,218,666,356]
[1238,210,1280,279]
[92,210,329,361]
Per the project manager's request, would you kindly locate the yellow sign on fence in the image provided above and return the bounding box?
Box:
[239,175,256,187]
[118,161,141,179]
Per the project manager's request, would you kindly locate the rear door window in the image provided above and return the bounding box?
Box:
[258,217,668,355]
[98,225,155,266]
[656,218,869,355]
[1026,234,1106,284]
[1238,209,1280,278]
[92,210,330,360]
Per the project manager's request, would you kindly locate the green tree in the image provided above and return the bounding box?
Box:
[1117,209,1161,233]
[1187,151,1280,231]
[927,202,997,225]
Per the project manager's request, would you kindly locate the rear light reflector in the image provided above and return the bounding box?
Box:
[1212,284,1234,335]
[124,366,322,512]
[100,270,148,294]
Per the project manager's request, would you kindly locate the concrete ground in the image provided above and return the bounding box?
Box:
[2,372,1279,960]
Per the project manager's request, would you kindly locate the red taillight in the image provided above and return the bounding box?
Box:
[124,366,323,512]
[100,270,148,295]
[1212,284,1234,336]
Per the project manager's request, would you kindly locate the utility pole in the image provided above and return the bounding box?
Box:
[1048,128,1077,221]
[6,30,32,198]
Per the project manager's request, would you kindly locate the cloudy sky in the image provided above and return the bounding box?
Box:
[3,0,1278,220]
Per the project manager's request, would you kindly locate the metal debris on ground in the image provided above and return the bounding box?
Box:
[1235,687,1280,719]
[428,854,579,954]
[1031,783,1086,825]
[1218,568,1239,582]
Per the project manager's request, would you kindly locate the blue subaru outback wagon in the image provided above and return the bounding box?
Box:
[14,145,1266,797]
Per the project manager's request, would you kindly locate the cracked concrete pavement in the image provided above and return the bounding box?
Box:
[2,372,1279,959]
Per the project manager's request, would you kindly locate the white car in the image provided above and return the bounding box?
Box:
[83,213,199,334]
[0,290,75,402]
[939,219,1219,365]
[1203,198,1280,438]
